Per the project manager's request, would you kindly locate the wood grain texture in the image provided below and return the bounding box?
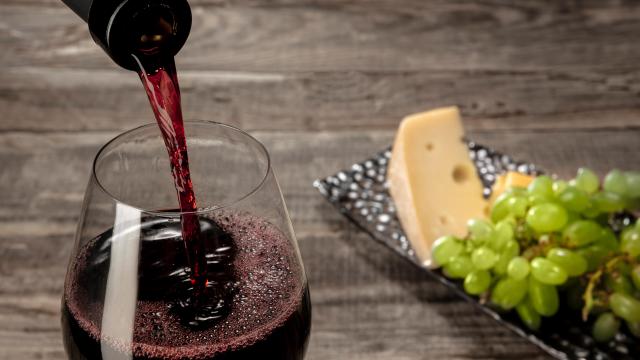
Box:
[2,0,640,358]
[5,1,640,72]
[2,67,640,132]
[3,1,640,133]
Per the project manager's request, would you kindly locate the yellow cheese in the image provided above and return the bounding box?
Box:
[388,106,488,267]
[490,174,508,203]
[490,172,535,203]
[504,172,535,189]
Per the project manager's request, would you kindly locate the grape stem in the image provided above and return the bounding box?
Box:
[582,270,602,321]
[582,255,634,321]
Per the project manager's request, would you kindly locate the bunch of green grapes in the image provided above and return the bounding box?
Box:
[432,168,640,341]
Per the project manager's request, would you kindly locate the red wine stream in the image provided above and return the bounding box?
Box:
[134,55,211,324]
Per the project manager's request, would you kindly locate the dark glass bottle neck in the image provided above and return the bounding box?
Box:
[61,0,191,71]
[62,0,92,21]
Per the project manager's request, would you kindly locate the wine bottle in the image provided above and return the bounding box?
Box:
[61,0,191,70]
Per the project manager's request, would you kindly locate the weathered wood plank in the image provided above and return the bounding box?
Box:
[1,67,639,132]
[1,129,639,359]
[3,1,640,72]
[3,1,639,133]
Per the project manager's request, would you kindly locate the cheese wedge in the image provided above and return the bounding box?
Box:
[388,107,488,267]
[489,174,508,204]
[490,171,535,203]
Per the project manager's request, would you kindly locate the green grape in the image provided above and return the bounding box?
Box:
[565,210,580,225]
[443,255,474,279]
[592,191,625,213]
[605,273,634,295]
[625,171,640,198]
[528,175,554,198]
[576,245,611,272]
[516,298,541,331]
[489,220,514,251]
[491,193,512,223]
[528,277,559,316]
[504,240,521,257]
[558,187,590,212]
[493,257,509,275]
[562,220,602,248]
[604,170,628,196]
[553,180,568,196]
[595,228,619,251]
[507,196,528,218]
[582,203,601,219]
[609,292,640,323]
[627,321,640,338]
[486,234,505,253]
[531,257,568,285]
[467,218,494,244]
[493,240,520,275]
[501,216,518,228]
[546,248,587,277]
[491,277,528,310]
[526,203,568,233]
[575,168,600,194]
[631,265,640,290]
[491,194,527,223]
[592,312,620,343]
[471,247,499,270]
[464,270,492,295]
[507,257,530,280]
[528,194,552,206]
[464,239,476,253]
[620,227,640,258]
[431,236,464,267]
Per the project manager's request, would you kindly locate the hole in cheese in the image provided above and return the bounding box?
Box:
[439,216,448,225]
[452,164,470,183]
[425,143,434,151]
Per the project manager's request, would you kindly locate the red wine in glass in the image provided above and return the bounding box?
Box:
[62,216,311,360]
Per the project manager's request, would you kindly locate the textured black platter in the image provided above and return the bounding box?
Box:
[313,142,639,360]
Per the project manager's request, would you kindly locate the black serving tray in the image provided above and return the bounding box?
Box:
[313,142,639,360]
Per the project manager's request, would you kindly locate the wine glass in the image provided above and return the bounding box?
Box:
[61,121,311,360]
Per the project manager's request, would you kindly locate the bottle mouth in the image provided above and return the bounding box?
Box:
[99,0,191,70]
[131,6,177,56]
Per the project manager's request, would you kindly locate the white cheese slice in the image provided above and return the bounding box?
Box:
[387,106,488,267]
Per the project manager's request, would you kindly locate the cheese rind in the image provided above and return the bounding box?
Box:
[388,107,487,267]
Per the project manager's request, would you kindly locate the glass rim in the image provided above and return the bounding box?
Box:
[92,120,271,217]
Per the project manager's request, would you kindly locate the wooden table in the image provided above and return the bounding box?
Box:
[2,1,640,359]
